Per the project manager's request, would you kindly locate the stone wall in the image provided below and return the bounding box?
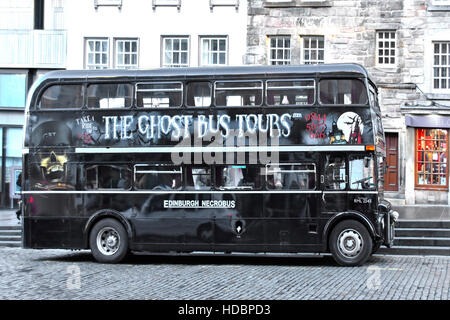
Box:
[246,0,450,203]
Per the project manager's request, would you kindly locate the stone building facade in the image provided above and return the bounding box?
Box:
[245,0,450,205]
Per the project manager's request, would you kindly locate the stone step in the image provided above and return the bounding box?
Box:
[397,220,450,229]
[0,229,22,235]
[0,235,21,242]
[0,241,21,247]
[0,226,21,231]
[377,246,450,256]
[394,237,450,247]
[396,228,450,238]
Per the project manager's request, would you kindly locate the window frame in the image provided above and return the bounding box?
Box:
[213,79,264,108]
[135,81,183,109]
[415,128,449,190]
[161,36,190,68]
[265,78,316,107]
[348,154,376,191]
[318,78,369,106]
[114,38,139,69]
[301,35,325,65]
[85,164,132,191]
[199,36,228,66]
[134,164,183,191]
[85,38,110,69]
[0,69,28,110]
[267,35,291,65]
[265,163,317,191]
[432,41,450,91]
[215,165,263,191]
[185,166,213,190]
[38,83,86,110]
[185,81,213,108]
[376,30,397,67]
[86,82,133,109]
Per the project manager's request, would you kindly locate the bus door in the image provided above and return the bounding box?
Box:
[321,154,348,215]
[263,163,321,250]
[213,165,264,252]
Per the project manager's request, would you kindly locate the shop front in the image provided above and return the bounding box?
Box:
[405,114,450,204]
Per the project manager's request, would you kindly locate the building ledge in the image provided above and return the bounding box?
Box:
[427,5,450,11]
[264,0,331,8]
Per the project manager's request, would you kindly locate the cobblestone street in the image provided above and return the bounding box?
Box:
[0,247,449,300]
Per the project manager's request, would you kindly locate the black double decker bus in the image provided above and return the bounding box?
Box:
[21,64,397,266]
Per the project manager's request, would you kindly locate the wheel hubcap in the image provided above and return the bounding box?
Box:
[97,227,120,256]
[337,229,363,258]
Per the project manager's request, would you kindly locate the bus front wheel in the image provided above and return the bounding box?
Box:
[89,218,129,263]
[329,220,373,266]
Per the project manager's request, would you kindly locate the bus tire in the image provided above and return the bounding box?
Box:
[89,218,129,263]
[329,220,373,266]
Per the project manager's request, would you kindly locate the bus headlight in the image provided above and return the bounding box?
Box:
[390,210,399,223]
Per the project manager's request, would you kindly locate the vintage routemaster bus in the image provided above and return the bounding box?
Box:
[21,64,398,266]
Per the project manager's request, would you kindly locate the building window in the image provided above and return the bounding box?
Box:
[416,128,449,189]
[200,37,227,66]
[376,31,396,66]
[268,36,291,65]
[162,37,189,67]
[0,73,27,108]
[115,39,138,69]
[85,38,109,69]
[302,36,324,64]
[433,42,450,90]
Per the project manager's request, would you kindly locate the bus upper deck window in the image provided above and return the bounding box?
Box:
[87,83,132,109]
[39,84,84,109]
[266,80,315,106]
[319,79,368,105]
[136,82,182,108]
[186,82,211,107]
[215,81,263,107]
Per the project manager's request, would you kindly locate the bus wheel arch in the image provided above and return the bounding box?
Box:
[84,210,133,249]
[324,213,375,266]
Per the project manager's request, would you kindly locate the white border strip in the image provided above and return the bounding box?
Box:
[21,190,379,195]
[22,190,323,194]
[74,145,366,154]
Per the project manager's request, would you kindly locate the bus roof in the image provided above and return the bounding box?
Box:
[39,63,375,84]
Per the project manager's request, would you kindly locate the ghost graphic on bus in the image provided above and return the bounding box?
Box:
[335,112,364,144]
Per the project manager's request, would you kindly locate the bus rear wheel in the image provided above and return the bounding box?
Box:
[329,220,373,266]
[89,218,129,263]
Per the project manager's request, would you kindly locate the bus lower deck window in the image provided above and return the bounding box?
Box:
[266,164,316,190]
[85,165,131,190]
[185,167,211,190]
[134,165,182,190]
[216,166,261,190]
